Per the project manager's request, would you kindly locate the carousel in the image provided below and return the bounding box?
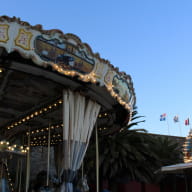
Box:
[0,16,136,192]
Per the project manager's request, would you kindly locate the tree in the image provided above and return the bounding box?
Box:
[149,135,183,184]
[85,107,158,183]
[97,129,160,183]
[84,107,183,188]
[150,136,183,167]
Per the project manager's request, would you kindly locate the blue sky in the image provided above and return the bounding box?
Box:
[1,0,192,137]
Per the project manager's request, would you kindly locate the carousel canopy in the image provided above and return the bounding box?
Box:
[0,15,136,142]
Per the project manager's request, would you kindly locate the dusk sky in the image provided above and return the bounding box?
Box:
[1,0,192,137]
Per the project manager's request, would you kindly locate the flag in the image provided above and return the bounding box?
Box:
[160,113,166,121]
[173,115,179,123]
[185,118,190,126]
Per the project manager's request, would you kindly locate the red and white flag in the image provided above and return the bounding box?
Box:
[185,118,190,126]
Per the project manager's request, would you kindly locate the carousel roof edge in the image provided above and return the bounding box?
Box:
[0,15,136,111]
[0,15,134,79]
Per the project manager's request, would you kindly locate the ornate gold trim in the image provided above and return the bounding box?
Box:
[0,24,9,43]
[14,28,33,50]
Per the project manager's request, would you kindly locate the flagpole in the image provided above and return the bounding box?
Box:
[166,117,170,135]
[185,118,190,136]
[178,122,182,137]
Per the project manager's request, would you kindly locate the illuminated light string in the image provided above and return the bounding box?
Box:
[25,120,113,147]
[27,125,126,147]
[0,140,28,153]
[28,124,108,137]
[26,117,109,137]
[98,113,108,118]
[26,123,63,136]
[53,63,133,111]
[98,127,107,131]
[7,95,110,131]
[30,133,62,141]
[4,165,14,192]
[0,143,25,191]
[6,99,63,130]
[106,83,132,112]
[28,127,111,147]
[29,127,111,147]
[30,138,63,147]
[52,64,97,84]
[4,93,122,145]
[3,73,129,132]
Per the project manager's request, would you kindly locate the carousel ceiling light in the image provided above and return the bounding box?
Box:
[6,99,63,130]
[27,123,63,136]
[0,140,27,154]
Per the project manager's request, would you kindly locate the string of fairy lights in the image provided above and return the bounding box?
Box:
[0,141,28,153]
[52,64,133,112]
[6,99,63,130]
[3,96,123,148]
[106,84,131,111]
[27,123,63,146]
[0,96,125,191]
[0,141,27,192]
[27,113,110,147]
[52,65,97,84]
[1,68,133,118]
[5,98,111,131]
[2,163,14,192]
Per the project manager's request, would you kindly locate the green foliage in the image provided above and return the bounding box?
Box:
[150,136,183,166]
[84,107,183,184]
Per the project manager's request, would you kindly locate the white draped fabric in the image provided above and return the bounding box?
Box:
[54,89,101,192]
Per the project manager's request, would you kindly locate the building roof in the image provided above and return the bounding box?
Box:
[160,162,192,173]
